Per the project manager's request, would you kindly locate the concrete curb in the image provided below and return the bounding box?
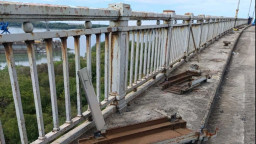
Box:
[200,25,251,130]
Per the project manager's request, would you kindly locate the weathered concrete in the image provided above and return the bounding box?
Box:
[207,26,255,144]
[103,28,247,132]
[73,26,249,144]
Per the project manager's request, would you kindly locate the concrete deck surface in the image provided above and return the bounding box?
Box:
[207,26,255,144]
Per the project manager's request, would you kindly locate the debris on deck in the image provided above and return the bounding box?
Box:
[78,116,217,144]
[161,68,210,94]
[223,41,231,46]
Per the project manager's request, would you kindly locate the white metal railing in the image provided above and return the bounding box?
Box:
[0,1,247,144]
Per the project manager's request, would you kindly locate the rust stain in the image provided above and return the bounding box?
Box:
[3,43,12,62]
[107,27,112,32]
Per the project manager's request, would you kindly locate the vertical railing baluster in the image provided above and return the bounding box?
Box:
[60,37,72,121]
[169,29,174,64]
[134,30,140,83]
[86,35,92,81]
[125,32,130,89]
[160,28,166,67]
[150,30,155,74]
[45,39,59,131]
[25,41,45,139]
[104,33,109,100]
[96,34,101,102]
[172,30,176,63]
[156,29,161,70]
[143,30,148,78]
[146,30,152,76]
[161,28,165,67]
[129,31,135,87]
[153,29,159,72]
[174,29,179,60]
[74,36,81,116]
[86,34,92,111]
[0,120,5,144]
[139,30,144,80]
[108,33,112,93]
[3,43,28,144]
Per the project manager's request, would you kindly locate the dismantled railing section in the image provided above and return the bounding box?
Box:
[0,1,247,144]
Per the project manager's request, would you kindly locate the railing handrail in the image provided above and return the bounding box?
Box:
[0,1,247,22]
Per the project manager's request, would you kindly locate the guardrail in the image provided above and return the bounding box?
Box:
[0,1,247,144]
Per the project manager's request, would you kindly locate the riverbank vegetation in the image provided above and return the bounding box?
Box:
[0,42,106,143]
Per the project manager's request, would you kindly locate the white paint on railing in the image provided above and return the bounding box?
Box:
[146,30,152,76]
[60,37,72,122]
[45,39,59,131]
[134,31,140,83]
[74,36,82,116]
[139,30,144,80]
[104,33,110,100]
[26,41,45,138]
[143,30,148,77]
[129,31,135,87]
[96,34,101,102]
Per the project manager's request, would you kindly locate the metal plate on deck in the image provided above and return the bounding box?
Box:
[78,117,198,144]
[161,70,209,94]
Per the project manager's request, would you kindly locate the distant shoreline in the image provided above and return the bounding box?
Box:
[8,22,108,30]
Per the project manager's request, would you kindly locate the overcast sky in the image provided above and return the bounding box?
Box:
[4,0,255,19]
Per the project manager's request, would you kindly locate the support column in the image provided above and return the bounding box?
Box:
[108,3,131,112]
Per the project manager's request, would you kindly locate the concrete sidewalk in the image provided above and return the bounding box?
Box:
[207,26,255,144]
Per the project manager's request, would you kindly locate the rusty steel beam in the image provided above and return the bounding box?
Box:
[78,117,200,144]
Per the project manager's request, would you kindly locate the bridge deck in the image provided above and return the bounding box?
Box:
[207,26,255,143]
[74,27,247,142]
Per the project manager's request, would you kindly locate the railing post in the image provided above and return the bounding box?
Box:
[198,15,205,49]
[215,17,220,40]
[163,10,175,68]
[205,15,211,44]
[108,3,131,112]
[184,13,193,59]
[219,16,224,37]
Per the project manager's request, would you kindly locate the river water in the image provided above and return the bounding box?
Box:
[0,27,105,69]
